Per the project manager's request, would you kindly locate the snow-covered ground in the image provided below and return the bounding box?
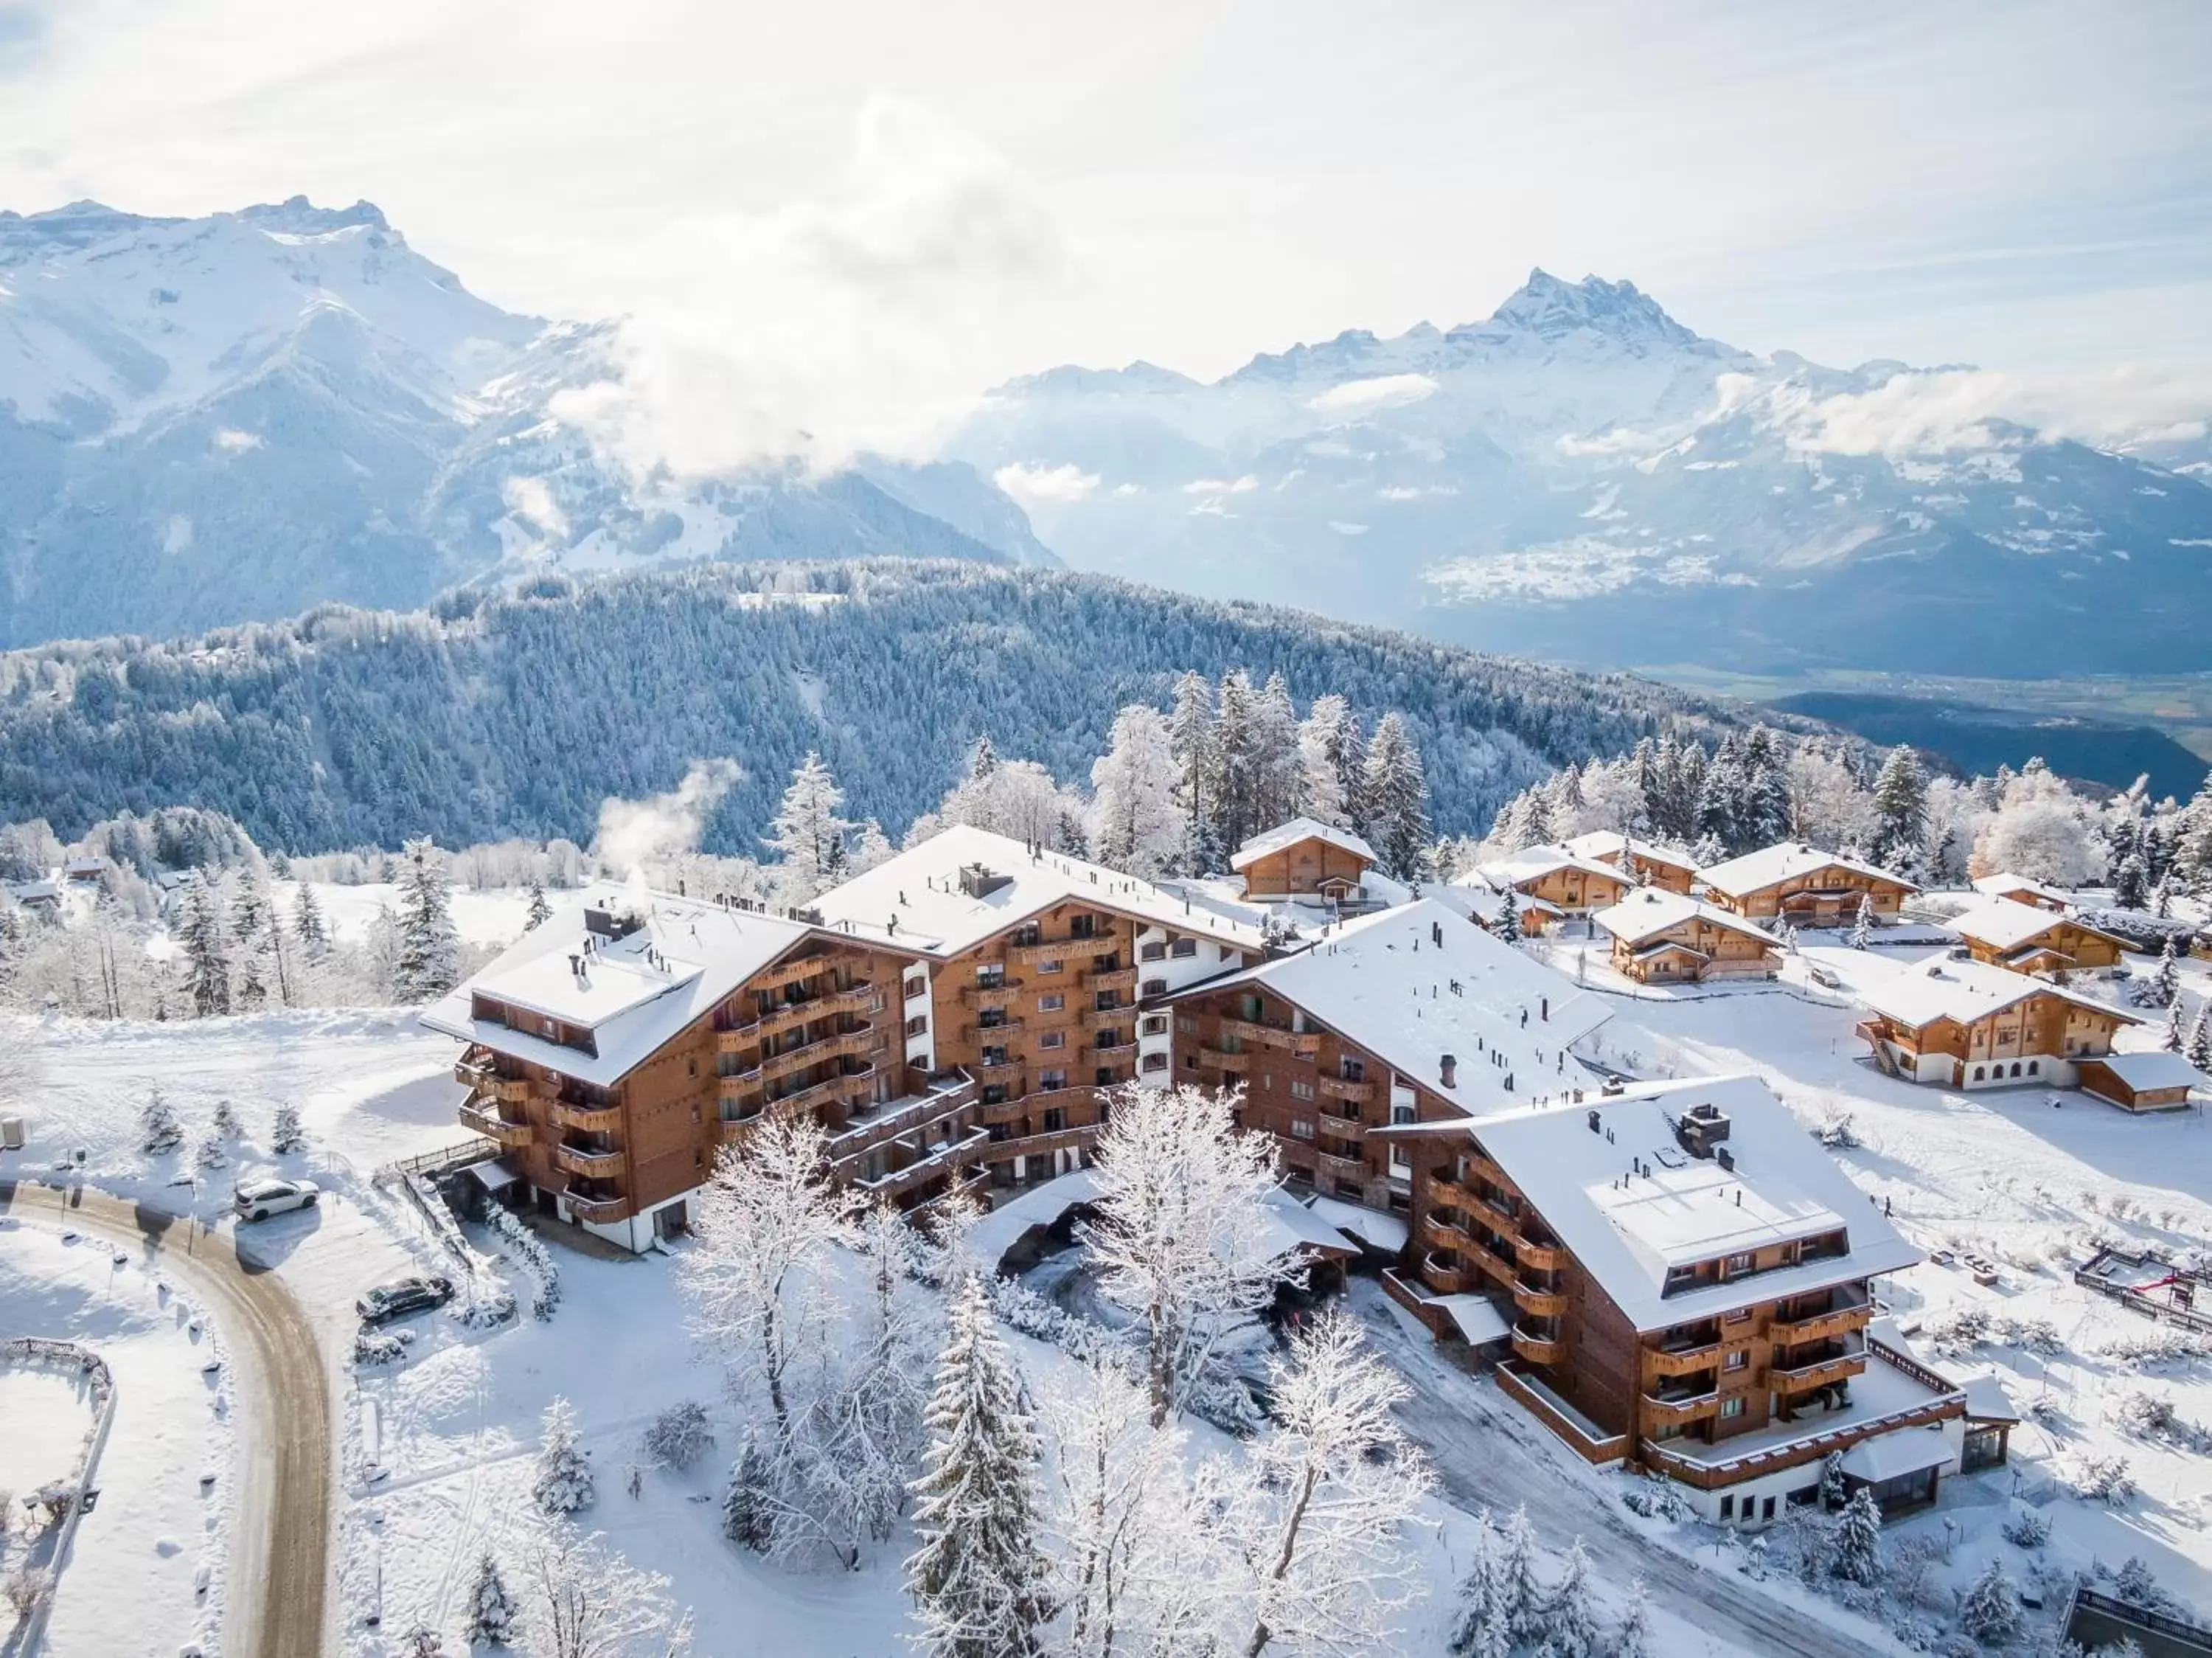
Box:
[0,1220,237,1657]
[277,880,536,951]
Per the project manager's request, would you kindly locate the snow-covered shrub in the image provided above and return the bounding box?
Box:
[643,1401,715,1471]
[3,1566,54,1619]
[2001,1507,2051,1549]
[456,1291,517,1330]
[209,1098,238,1139]
[1888,1615,1944,1653]
[532,1396,594,1515]
[1619,1472,1688,1522]
[2112,1389,2177,1437]
[463,1551,518,1647]
[485,1206,559,1321]
[723,1443,776,1553]
[1816,1111,1860,1150]
[2002,1317,2063,1355]
[1925,1305,1993,1355]
[2113,1555,2163,1608]
[352,1328,413,1367]
[1958,1559,2023,1645]
[2100,1329,2212,1369]
[400,1626,443,1657]
[2063,1453,2135,1504]
[139,1089,181,1154]
[195,1131,227,1172]
[269,1101,305,1154]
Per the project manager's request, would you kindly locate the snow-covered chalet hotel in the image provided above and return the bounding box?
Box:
[1560,830,1698,895]
[1969,870,2072,912]
[1464,844,1632,927]
[1853,957,2139,1090]
[1945,894,2129,978]
[1589,889,1784,985]
[1696,842,1919,928]
[1226,817,1380,908]
[1375,1076,1978,1526]
[428,826,1273,1248]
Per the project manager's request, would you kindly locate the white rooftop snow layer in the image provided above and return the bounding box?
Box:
[1302,1193,1412,1254]
[1837,1426,1957,1484]
[1590,888,1781,947]
[1474,844,1628,889]
[809,825,1268,960]
[1971,871,2073,906]
[1229,816,1376,872]
[1170,897,1611,1117]
[2087,1050,2208,1091]
[1562,830,1699,872]
[1434,1294,1513,1344]
[1854,954,2130,1032]
[422,889,844,1088]
[1948,895,2120,953]
[1696,842,1919,899]
[1960,1373,2021,1423]
[1462,1075,1920,1332]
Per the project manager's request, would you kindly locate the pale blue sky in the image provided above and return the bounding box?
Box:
[2,0,2207,453]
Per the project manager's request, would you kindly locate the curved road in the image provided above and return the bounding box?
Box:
[1,1180,330,1658]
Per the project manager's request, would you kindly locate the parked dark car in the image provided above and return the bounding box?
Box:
[356,1274,456,1324]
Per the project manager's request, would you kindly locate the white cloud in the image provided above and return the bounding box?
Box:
[1328,520,1368,535]
[212,428,261,453]
[992,461,1100,506]
[1555,425,1669,458]
[1307,373,1439,415]
[500,475,569,538]
[1183,475,1259,495]
[1756,364,2212,457]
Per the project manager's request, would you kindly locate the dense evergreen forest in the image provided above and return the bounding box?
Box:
[0,561,1764,855]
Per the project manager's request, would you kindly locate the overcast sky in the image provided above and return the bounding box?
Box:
[3,0,2208,454]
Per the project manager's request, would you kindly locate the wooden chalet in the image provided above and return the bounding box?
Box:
[1470,845,1633,928]
[1563,831,1698,895]
[1698,843,1919,929]
[1591,889,1783,984]
[1970,872,2072,912]
[1948,895,2128,977]
[2076,1051,2205,1113]
[1854,957,2138,1091]
[1229,817,1378,906]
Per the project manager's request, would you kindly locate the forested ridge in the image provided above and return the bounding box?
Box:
[0,560,1765,855]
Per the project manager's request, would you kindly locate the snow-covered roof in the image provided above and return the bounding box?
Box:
[1959,1373,2021,1424]
[1837,1426,1956,1484]
[1435,1294,1512,1345]
[1303,1193,1411,1255]
[1458,1075,1921,1333]
[1229,816,1375,872]
[1474,845,1630,890]
[421,888,889,1088]
[1166,897,1610,1118]
[809,825,1268,960]
[1590,889,1783,948]
[2083,1050,2206,1092]
[1972,872,2072,906]
[1856,955,2132,1032]
[1443,873,1565,918]
[1947,895,2119,953]
[1697,842,1920,899]
[1562,831,1698,873]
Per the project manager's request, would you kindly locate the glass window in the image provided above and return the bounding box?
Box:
[1720,1397,1745,1418]
[1170,937,1197,958]
[1038,1031,1065,1050]
[1038,993,1065,1012]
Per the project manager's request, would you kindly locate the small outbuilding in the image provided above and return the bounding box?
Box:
[2078,1050,2205,1113]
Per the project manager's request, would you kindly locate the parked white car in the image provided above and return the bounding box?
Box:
[233,1177,319,1221]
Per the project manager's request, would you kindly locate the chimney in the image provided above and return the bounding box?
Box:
[1431,920,1443,947]
[1586,1109,1601,1134]
[1439,1053,1457,1088]
[1677,1101,1733,1159]
[1717,1145,1736,1172]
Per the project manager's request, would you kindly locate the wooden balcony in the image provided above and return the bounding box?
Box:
[1641,1388,1722,1429]
[459,1100,532,1148]
[1006,935,1109,965]
[565,1190,636,1224]
[1206,1048,1253,1073]
[1514,1280,1571,1319]
[1422,1251,1472,1294]
[1319,1108,1366,1134]
[1221,1017,1300,1052]
[549,1099,622,1134]
[1644,1341,1724,1381]
[972,1055,1024,1078]
[959,979,1024,1005]
[1317,1075,1374,1103]
[1516,1237,1568,1272]
[753,954,838,993]
[1512,1325,1561,1365]
[720,983,879,1049]
[454,1055,497,1089]
[759,1026,877,1085]
[1770,1288,1873,1346]
[978,1123,1099,1164]
[554,1143,625,1178]
[1089,1035,1137,1057]
[1466,1238,1517,1288]
[1770,1345,1868,1392]
[488,1076,532,1106]
[1086,966,1138,993]
[1083,1003,1135,1030]
[1423,1210,1471,1246]
[771,1066,876,1116]
[967,1018,1026,1039]
[1316,1149,1366,1182]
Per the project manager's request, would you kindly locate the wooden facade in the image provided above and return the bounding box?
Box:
[1567,833,1698,896]
[1235,835,1374,903]
[1857,989,2132,1090]
[1599,909,1781,984]
[1701,855,1917,926]
[1958,915,2126,976]
[1510,861,1630,916]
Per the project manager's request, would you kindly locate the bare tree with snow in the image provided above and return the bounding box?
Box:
[1088,704,1189,878]
[520,1527,692,1658]
[1084,1081,1291,1426]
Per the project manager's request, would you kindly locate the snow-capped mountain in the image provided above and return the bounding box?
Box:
[947,271,2212,676]
[0,198,1051,646]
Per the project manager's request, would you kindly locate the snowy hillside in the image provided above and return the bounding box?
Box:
[0,198,1053,647]
[948,271,2212,677]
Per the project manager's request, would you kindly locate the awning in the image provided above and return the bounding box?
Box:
[1961,1374,2021,1424]
[1435,1294,1512,1345]
[1839,1426,1955,1484]
[460,1157,524,1192]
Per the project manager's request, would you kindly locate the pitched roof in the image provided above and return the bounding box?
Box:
[1950,895,2126,954]
[1459,1075,1921,1332]
[421,888,872,1088]
[1475,844,1632,890]
[808,825,1270,960]
[1563,830,1699,873]
[1229,816,1376,872]
[2082,1050,2206,1092]
[1165,897,1610,1117]
[1855,955,2135,1031]
[1591,889,1783,948]
[1972,872,2072,906]
[1697,842,1920,899]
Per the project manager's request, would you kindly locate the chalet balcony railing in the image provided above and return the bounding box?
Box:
[1641,1388,1722,1428]
[771,1066,877,1117]
[752,954,838,993]
[549,1099,622,1134]
[1085,967,1139,993]
[1638,1393,1964,1491]
[1089,1035,1137,1056]
[852,1125,995,1199]
[759,1026,877,1085]
[1220,1017,1316,1055]
[458,1100,532,1148]
[1315,1149,1365,1181]
[960,979,1025,1005]
[1512,1325,1562,1365]
[1514,1280,1571,1319]
[454,1054,497,1089]
[485,1076,532,1106]
[1006,935,1109,965]
[1466,1239,1517,1288]
[829,1097,975,1163]
[1317,1075,1374,1103]
[1770,1335,1868,1392]
[1423,1210,1471,1246]
[565,1190,636,1224]
[720,983,877,1049]
[1083,1003,1134,1030]
[554,1143,625,1178]
[1206,1048,1253,1073]
[1516,1236,1568,1272]
[972,1055,1025,1078]
[967,1018,1026,1039]
[1644,1341,1724,1380]
[1770,1285,1873,1346]
[1421,1251,1473,1294]
[976,1123,1099,1164]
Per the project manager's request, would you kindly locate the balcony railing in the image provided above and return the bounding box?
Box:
[565,1190,636,1224]
[459,1100,532,1148]
[1516,1237,1568,1272]
[853,1125,995,1199]
[1514,1280,1571,1319]
[1006,935,1107,965]
[1770,1339,1868,1392]
[1512,1325,1562,1365]
[1422,1251,1472,1294]
[1316,1149,1365,1181]
[753,954,838,993]
[554,1143,625,1178]
[549,1099,622,1134]
[960,979,1024,1005]
[1086,967,1138,993]
[977,1123,1099,1164]
[967,1018,1026,1039]
[759,1026,877,1085]
[1641,1388,1722,1428]
[720,982,878,1050]
[1206,1048,1253,1073]
[1644,1341,1724,1380]
[1770,1286,1874,1346]
[1316,1074,1374,1103]
[1083,1003,1134,1030]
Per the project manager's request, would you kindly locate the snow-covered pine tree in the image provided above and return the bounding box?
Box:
[1250,673,1301,833]
[1499,1505,1547,1643]
[1958,1558,2023,1645]
[211,1097,238,1140]
[525,878,552,930]
[723,1441,776,1553]
[139,1088,183,1154]
[764,752,854,901]
[1612,1579,1652,1658]
[231,870,273,1009]
[1295,694,1358,828]
[178,871,232,1016]
[1535,1537,1599,1658]
[464,1550,520,1646]
[1088,704,1188,879]
[2166,994,2190,1053]
[1494,890,1521,944]
[1362,713,1431,883]
[2115,853,2150,912]
[2148,936,2181,1008]
[1829,1486,1882,1584]
[292,881,328,954]
[1849,892,1873,951]
[1167,670,1220,873]
[2188,999,2212,1076]
[392,839,461,1002]
[271,1100,305,1154]
[1448,1510,1511,1658]
[905,1276,1051,1658]
[1212,669,1259,856]
[532,1396,597,1516]
[851,819,896,873]
[1820,1448,1847,1509]
[1869,746,1928,870]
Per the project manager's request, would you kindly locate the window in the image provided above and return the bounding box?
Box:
[1038,1031,1065,1051]
[1038,993,1065,1013]
[1291,1119,1315,1140]
[1390,1101,1415,1126]
[1170,937,1197,958]
[1259,1072,1273,1092]
[1095,1067,1119,1087]
[1217,944,1234,960]
[1720,1397,1745,1419]
[1094,991,1123,1012]
[1143,978,1168,998]
[1725,1253,1754,1274]
[1289,1079,1315,1101]
[978,966,1006,990]
[2010,1061,2022,1078]
[1340,1058,1366,1082]
[1141,1050,1168,1072]
[1038,959,1064,975]
[2028,1060,2039,1075]
[978,1009,1008,1028]
[1140,940,1166,962]
[1040,1069,1065,1092]
[1724,1308,1752,1325]
[1724,1350,1748,1371]
[1719,1495,1734,1521]
[1761,1496,1775,1522]
[981,1084,1007,1106]
[1141,1014,1168,1037]
[1041,1107,1065,1132]
[1972,1065,1986,1081]
[982,1046,1008,1066]
[1069,915,1098,940]
[904,973,928,1002]
[905,1013,928,1038]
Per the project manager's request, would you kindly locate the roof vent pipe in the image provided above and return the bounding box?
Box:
[1440,1054,1457,1089]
